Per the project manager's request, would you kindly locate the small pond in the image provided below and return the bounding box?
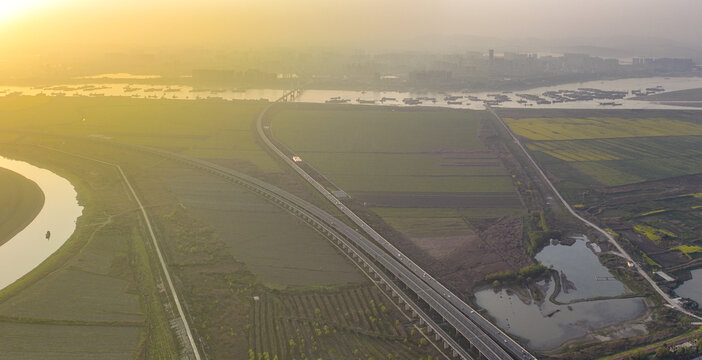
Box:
[474,235,646,350]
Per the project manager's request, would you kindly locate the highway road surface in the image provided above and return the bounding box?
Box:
[106,140,491,359]
[81,97,531,359]
[116,140,519,359]
[257,95,536,359]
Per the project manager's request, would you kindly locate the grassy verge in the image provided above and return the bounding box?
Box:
[0,141,179,359]
[598,326,702,360]
[0,167,44,246]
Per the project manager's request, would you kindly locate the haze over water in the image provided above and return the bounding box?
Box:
[0,1,700,358]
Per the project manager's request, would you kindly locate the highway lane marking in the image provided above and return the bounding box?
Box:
[256,104,514,360]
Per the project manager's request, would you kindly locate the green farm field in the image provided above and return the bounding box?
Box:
[269,104,532,291]
[138,143,440,358]
[0,97,442,359]
[0,142,180,359]
[501,109,702,275]
[0,96,343,215]
[503,112,702,189]
[372,207,527,223]
[529,135,702,188]
[505,116,702,141]
[271,107,486,152]
[0,322,140,360]
[247,285,440,360]
[299,152,509,177]
[0,96,279,172]
[155,163,364,289]
[270,104,521,210]
[0,167,44,246]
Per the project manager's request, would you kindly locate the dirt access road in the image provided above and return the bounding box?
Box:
[487,106,702,322]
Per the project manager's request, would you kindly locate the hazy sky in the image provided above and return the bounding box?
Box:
[1,0,701,53]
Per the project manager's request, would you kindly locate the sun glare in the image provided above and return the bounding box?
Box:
[0,0,56,23]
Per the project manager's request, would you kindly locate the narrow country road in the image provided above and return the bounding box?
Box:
[486,106,702,322]
[39,145,203,360]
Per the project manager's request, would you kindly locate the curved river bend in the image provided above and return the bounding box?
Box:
[0,156,83,291]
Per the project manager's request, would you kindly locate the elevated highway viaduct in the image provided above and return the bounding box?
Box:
[257,90,535,359]
[80,90,534,359]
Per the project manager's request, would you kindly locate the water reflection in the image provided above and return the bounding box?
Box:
[474,235,645,350]
[296,77,702,110]
[676,269,702,305]
[475,284,645,350]
[2,76,702,110]
[0,83,287,102]
[74,73,162,80]
[0,156,83,291]
[536,236,628,302]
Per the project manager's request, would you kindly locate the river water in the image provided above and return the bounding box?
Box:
[474,236,646,350]
[3,76,702,110]
[0,157,83,291]
[0,77,680,348]
[295,76,702,110]
[0,84,288,103]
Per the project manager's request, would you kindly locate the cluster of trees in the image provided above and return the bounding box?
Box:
[485,263,550,287]
[629,338,702,360]
[524,211,561,256]
[527,230,562,256]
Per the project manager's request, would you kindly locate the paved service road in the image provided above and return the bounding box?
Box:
[487,106,702,322]
[40,145,202,360]
[98,98,531,359]
[107,141,484,359]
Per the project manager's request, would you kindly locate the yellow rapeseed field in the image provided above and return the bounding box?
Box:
[671,245,702,258]
[505,117,702,141]
[526,142,623,161]
[571,162,644,186]
[634,225,676,244]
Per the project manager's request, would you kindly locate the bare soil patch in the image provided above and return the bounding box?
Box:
[434,216,533,292]
[412,234,479,260]
[354,191,522,208]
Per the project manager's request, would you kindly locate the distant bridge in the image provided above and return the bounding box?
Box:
[277,88,302,102]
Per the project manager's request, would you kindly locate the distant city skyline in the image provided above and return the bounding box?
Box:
[1,0,702,51]
[1,0,701,79]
